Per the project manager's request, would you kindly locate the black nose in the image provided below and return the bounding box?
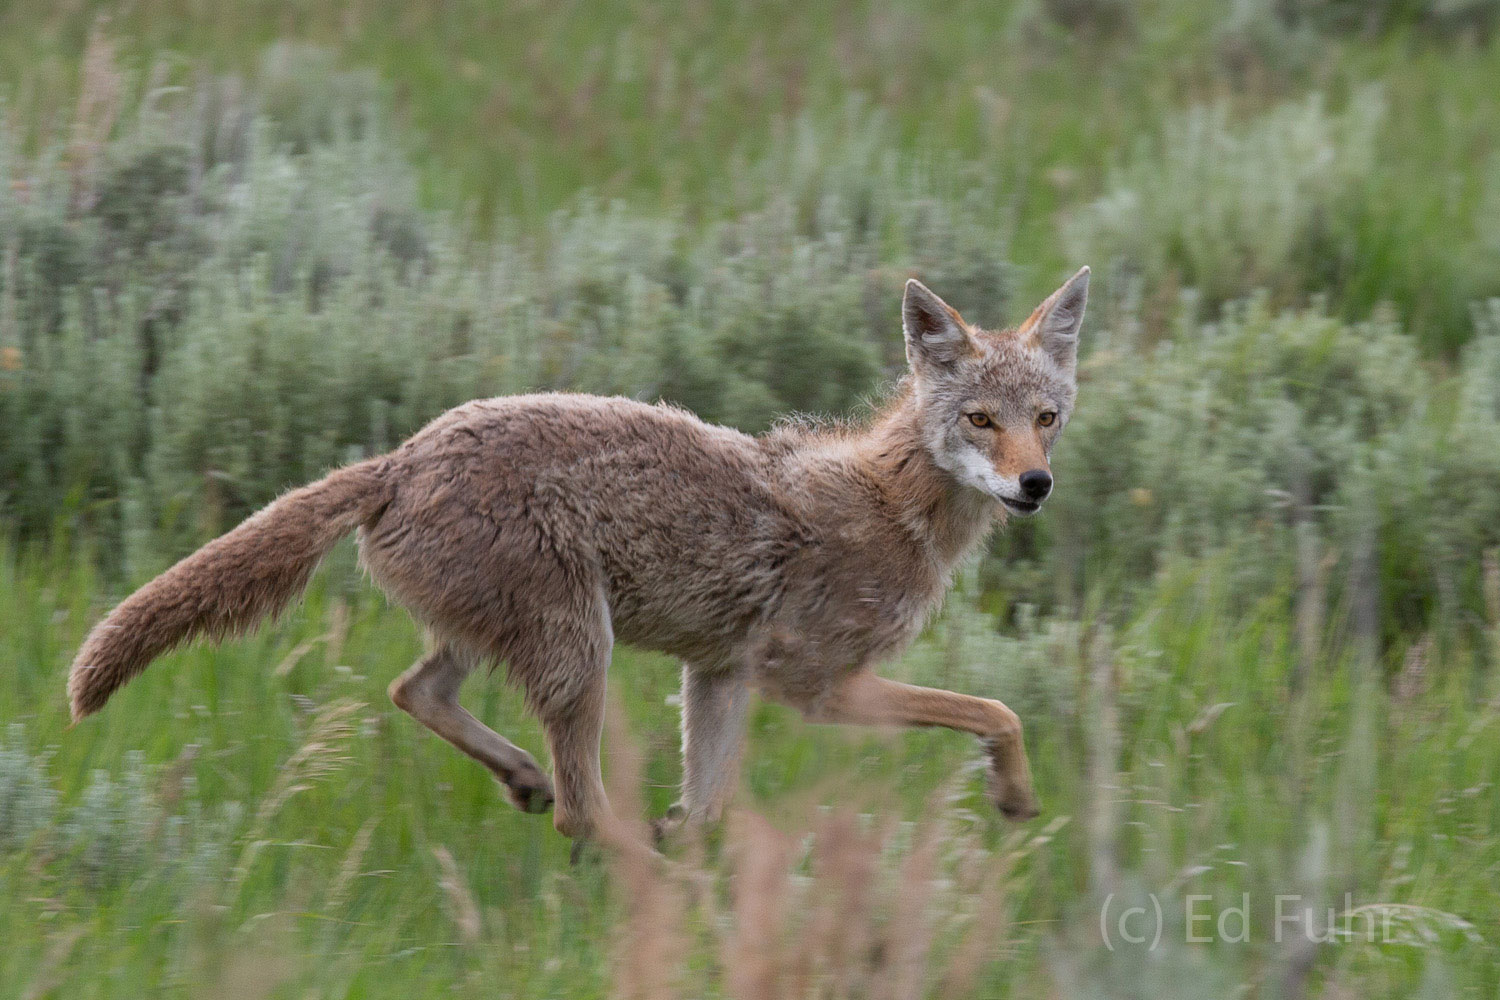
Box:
[1019,469,1052,501]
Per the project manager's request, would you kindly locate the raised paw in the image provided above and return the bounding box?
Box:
[984,764,1040,821]
[980,737,1040,821]
[500,762,555,815]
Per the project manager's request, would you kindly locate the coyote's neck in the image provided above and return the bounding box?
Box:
[853,397,998,566]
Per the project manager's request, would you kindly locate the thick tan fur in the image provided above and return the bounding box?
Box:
[68,460,393,719]
[67,270,1090,845]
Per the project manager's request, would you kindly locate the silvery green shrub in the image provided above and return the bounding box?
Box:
[67,752,153,889]
[0,723,242,901]
[0,724,57,849]
[3,47,1499,646]
[1022,297,1500,643]
[1064,87,1500,351]
[1064,90,1385,319]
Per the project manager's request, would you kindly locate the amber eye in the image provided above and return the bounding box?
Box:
[967,412,992,428]
[1037,411,1057,427]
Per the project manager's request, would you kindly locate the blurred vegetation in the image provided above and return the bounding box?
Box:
[5,0,1500,347]
[3,38,1498,640]
[2,2,1500,997]
[2,541,1497,997]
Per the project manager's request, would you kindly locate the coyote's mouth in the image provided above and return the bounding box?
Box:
[1000,496,1042,516]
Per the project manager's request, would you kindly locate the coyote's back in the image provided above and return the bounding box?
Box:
[356,393,802,672]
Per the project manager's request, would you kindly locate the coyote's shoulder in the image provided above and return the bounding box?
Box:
[68,270,1090,845]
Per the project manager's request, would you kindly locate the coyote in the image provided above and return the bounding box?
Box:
[68,269,1089,847]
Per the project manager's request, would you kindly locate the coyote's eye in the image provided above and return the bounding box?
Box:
[967,412,992,428]
[1037,411,1057,427]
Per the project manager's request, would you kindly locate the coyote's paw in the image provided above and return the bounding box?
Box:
[650,803,688,848]
[988,777,1041,822]
[500,762,555,815]
[981,741,1040,821]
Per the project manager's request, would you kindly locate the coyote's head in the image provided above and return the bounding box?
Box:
[902,268,1089,517]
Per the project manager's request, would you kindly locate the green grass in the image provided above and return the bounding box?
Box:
[4,1,1500,343]
[3,541,1497,997]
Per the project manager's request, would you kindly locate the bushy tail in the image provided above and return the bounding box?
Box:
[67,459,392,722]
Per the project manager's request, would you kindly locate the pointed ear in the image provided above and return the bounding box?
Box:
[903,279,976,374]
[1021,266,1090,372]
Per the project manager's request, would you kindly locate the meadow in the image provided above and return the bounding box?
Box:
[3,2,1500,996]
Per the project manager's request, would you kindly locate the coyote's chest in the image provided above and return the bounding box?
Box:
[740,564,946,706]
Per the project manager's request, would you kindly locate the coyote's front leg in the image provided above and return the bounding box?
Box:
[805,671,1040,820]
[654,665,751,843]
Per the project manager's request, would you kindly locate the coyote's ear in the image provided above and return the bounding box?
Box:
[903,279,976,374]
[1021,266,1089,373]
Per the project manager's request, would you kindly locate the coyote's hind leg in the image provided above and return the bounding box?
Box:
[527,640,614,846]
[389,642,554,814]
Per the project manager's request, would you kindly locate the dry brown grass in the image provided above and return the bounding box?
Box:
[596,702,1061,999]
[67,20,124,214]
[226,698,362,894]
